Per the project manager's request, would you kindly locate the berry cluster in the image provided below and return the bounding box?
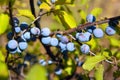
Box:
[6,14,119,55]
[6,17,40,54]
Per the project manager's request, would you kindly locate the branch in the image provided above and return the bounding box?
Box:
[50,16,120,35]
[29,0,41,29]
[5,1,15,63]
[9,1,15,34]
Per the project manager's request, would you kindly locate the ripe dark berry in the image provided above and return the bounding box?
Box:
[13,17,19,24]
[41,27,51,36]
[60,36,69,44]
[7,32,14,40]
[78,32,91,42]
[55,68,62,75]
[15,27,21,33]
[87,26,96,33]
[18,42,28,51]
[51,0,56,3]
[30,27,40,36]
[80,44,90,54]
[105,26,116,36]
[66,42,75,51]
[86,14,96,22]
[39,59,47,66]
[50,38,59,46]
[20,22,29,30]
[41,36,51,45]
[109,20,119,27]
[59,42,67,51]
[48,60,53,64]
[37,0,42,6]
[93,28,104,38]
[7,39,18,51]
[23,32,31,40]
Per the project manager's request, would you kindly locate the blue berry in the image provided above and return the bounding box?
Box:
[86,14,96,22]
[105,26,116,36]
[48,60,53,64]
[41,27,51,36]
[14,23,19,27]
[50,38,59,46]
[109,20,119,27]
[41,36,51,45]
[59,42,67,51]
[39,59,47,66]
[78,32,91,42]
[30,35,37,41]
[87,26,96,33]
[15,27,21,33]
[51,0,56,3]
[30,27,40,36]
[55,68,62,75]
[23,32,31,40]
[18,42,28,51]
[16,47,22,53]
[37,0,42,6]
[93,28,104,38]
[56,33,63,38]
[10,49,17,54]
[7,40,18,51]
[80,44,90,54]
[60,36,69,43]
[84,32,92,41]
[13,17,19,24]
[78,61,84,66]
[7,32,14,40]
[66,42,75,51]
[20,22,28,30]
[76,32,80,39]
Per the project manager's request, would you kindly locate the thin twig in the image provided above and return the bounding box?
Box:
[89,51,114,64]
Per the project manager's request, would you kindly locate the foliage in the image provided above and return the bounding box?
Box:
[0,0,120,80]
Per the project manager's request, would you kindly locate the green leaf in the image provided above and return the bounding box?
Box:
[17,9,35,20]
[82,55,105,71]
[91,8,102,17]
[25,64,47,80]
[0,51,5,62]
[94,64,104,80]
[0,14,9,35]
[0,61,9,80]
[57,11,77,29]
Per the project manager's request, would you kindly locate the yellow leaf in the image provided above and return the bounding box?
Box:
[39,2,51,11]
[0,51,5,62]
[83,55,105,71]
[91,8,102,17]
[95,64,104,80]
[62,11,77,29]
[0,61,9,80]
[17,9,35,20]
[0,14,9,34]
[26,64,47,80]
